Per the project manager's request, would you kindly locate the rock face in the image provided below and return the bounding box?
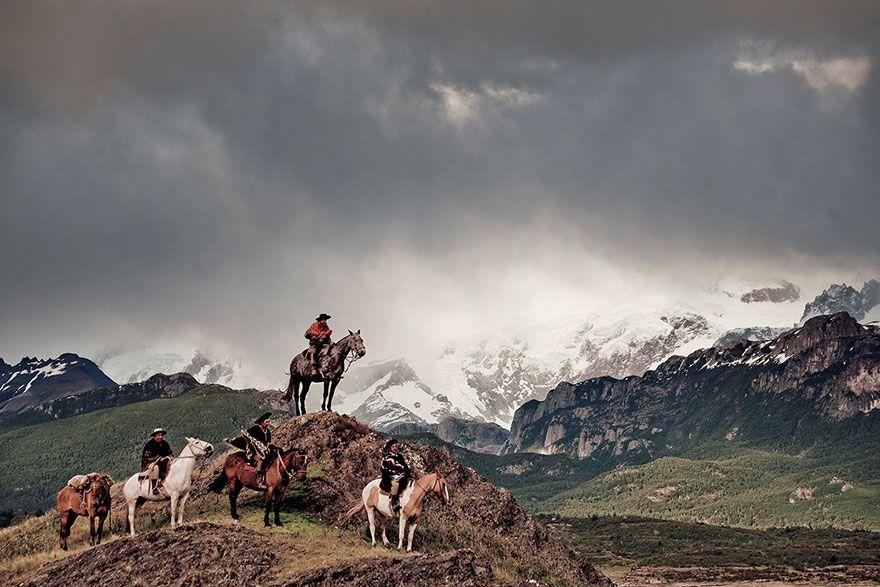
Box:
[801,280,880,323]
[506,313,880,461]
[271,412,609,585]
[435,417,509,454]
[0,354,117,413]
[740,280,800,303]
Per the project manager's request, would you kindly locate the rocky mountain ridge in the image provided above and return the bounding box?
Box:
[800,279,880,323]
[505,313,880,462]
[0,354,117,414]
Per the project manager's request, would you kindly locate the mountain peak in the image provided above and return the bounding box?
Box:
[801,280,880,323]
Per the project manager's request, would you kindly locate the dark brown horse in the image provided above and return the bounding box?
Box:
[208,447,307,526]
[57,473,114,550]
[283,330,366,415]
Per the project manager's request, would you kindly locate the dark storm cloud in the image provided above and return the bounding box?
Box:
[1,1,878,377]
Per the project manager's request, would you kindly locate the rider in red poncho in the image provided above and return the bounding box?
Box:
[305,313,332,377]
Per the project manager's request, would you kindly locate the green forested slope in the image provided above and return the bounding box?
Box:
[0,385,270,512]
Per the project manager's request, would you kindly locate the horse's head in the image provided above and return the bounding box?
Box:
[433,473,450,505]
[346,329,366,358]
[86,473,113,502]
[185,437,214,459]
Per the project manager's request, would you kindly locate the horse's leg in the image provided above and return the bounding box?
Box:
[264,488,273,527]
[97,511,106,544]
[328,377,340,412]
[169,492,178,528]
[300,381,310,415]
[274,491,283,526]
[177,491,190,525]
[380,517,390,547]
[366,507,378,547]
[59,510,71,550]
[127,501,137,537]
[293,379,301,416]
[398,514,407,550]
[321,379,330,411]
[407,519,418,552]
[88,512,97,546]
[229,479,241,520]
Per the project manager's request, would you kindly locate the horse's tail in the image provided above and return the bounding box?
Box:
[338,500,365,525]
[282,368,296,402]
[207,469,228,494]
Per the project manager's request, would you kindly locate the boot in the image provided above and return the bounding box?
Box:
[391,494,401,514]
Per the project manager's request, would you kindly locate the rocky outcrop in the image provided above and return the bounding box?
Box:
[436,417,509,454]
[506,313,880,460]
[271,412,610,585]
[0,354,117,413]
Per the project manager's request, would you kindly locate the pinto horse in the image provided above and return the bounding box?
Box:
[208,447,307,526]
[340,472,450,552]
[57,473,114,550]
[282,330,366,415]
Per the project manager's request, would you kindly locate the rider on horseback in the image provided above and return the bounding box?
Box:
[227,412,273,485]
[380,438,411,514]
[305,313,332,378]
[141,428,174,495]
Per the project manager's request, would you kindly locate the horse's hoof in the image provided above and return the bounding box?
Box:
[275,521,283,527]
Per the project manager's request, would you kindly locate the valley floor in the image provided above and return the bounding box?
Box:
[542,515,880,586]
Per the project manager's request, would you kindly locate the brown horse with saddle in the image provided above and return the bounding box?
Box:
[209,443,307,527]
[57,472,114,550]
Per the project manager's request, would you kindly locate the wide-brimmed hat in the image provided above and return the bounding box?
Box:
[316,313,331,320]
[383,438,399,452]
[255,412,272,424]
[150,428,167,437]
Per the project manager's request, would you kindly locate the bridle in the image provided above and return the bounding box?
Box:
[174,439,213,486]
[339,335,365,374]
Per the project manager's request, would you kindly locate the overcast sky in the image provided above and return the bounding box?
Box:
[2,1,878,384]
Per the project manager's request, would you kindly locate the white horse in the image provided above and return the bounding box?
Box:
[340,472,449,552]
[122,437,213,536]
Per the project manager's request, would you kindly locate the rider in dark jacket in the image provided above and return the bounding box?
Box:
[141,428,174,495]
[380,438,411,513]
[229,413,273,483]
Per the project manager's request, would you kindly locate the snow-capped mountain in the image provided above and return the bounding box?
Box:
[95,344,240,386]
[801,280,880,323]
[335,358,465,431]
[419,290,805,427]
[0,354,117,413]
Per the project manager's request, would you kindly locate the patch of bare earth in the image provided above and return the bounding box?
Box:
[13,522,280,586]
[284,548,499,586]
